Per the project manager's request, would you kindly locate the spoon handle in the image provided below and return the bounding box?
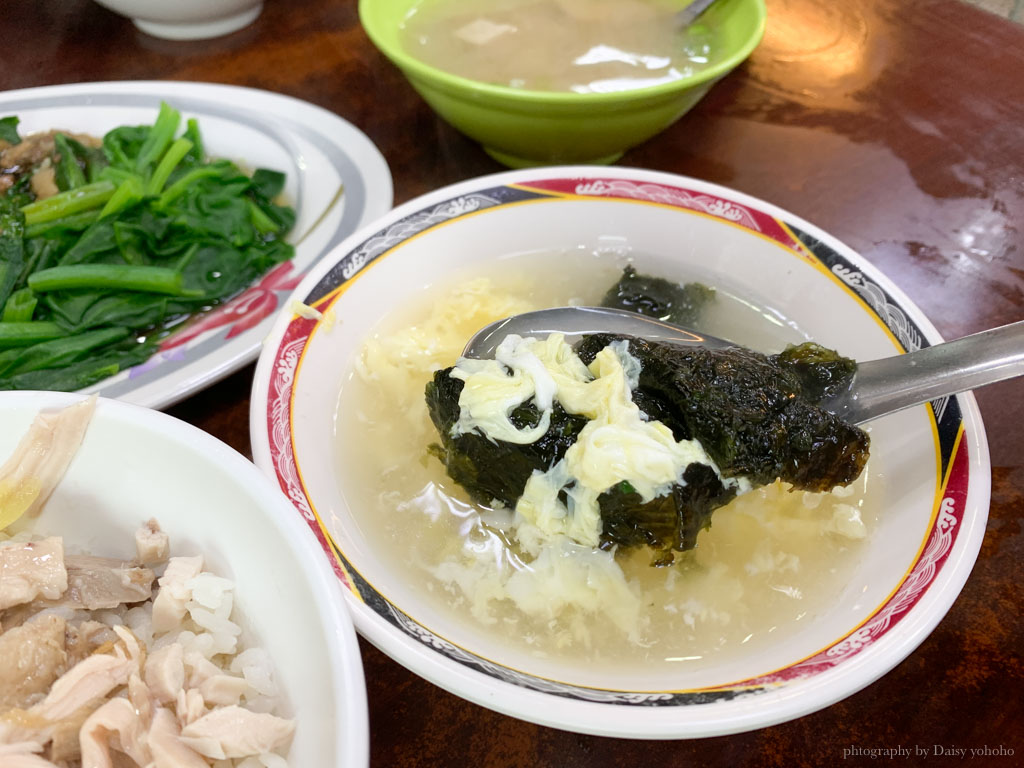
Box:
[828,320,1024,424]
[462,306,733,358]
[675,0,720,28]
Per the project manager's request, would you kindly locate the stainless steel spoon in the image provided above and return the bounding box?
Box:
[462,306,1024,425]
[675,0,722,29]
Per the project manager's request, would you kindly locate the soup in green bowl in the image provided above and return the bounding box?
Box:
[360,0,767,166]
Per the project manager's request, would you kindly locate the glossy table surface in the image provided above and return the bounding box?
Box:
[3,0,1021,765]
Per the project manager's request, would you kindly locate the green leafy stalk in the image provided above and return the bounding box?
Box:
[0,340,153,391]
[1,288,37,322]
[28,264,195,296]
[145,137,193,195]
[173,242,200,272]
[0,201,25,310]
[2,361,117,391]
[100,166,143,186]
[54,133,88,191]
[247,200,282,235]
[99,176,144,219]
[71,137,110,183]
[183,118,203,163]
[24,210,101,239]
[0,262,17,315]
[134,101,180,176]
[17,238,60,287]
[0,327,129,376]
[156,166,223,208]
[20,180,116,226]
[0,321,65,348]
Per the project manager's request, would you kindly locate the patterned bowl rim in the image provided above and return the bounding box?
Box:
[249,166,990,738]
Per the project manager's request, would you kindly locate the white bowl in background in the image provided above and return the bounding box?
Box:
[249,167,989,738]
[1,391,368,766]
[93,0,263,40]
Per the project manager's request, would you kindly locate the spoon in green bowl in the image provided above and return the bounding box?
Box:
[675,0,722,29]
[462,306,1024,425]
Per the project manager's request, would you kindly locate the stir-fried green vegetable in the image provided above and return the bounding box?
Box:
[0,103,295,391]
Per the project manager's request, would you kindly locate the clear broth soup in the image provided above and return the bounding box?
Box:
[334,250,879,684]
[400,0,716,93]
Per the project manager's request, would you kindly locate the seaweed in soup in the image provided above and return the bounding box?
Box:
[426,331,869,564]
[600,265,715,326]
[426,370,589,509]
[597,462,736,566]
[573,335,869,492]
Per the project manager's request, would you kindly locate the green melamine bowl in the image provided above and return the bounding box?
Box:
[359,0,766,167]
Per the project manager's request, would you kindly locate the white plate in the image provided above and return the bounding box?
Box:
[249,167,990,738]
[0,80,393,409]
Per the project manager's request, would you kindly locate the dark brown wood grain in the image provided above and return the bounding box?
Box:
[3,0,1021,765]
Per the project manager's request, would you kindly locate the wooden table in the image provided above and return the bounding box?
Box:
[4,0,1021,765]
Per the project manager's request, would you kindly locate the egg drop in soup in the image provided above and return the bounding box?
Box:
[334,250,880,689]
[400,0,717,93]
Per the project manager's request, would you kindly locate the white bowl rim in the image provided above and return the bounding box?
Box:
[0,390,370,764]
[249,165,990,738]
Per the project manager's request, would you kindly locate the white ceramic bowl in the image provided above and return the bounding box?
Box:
[250,167,990,738]
[92,0,263,39]
[1,391,368,766]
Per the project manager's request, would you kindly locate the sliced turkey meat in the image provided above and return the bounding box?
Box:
[134,519,170,566]
[31,653,134,723]
[62,555,155,611]
[0,396,95,530]
[0,538,67,612]
[180,706,295,760]
[0,613,66,711]
[147,708,210,768]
